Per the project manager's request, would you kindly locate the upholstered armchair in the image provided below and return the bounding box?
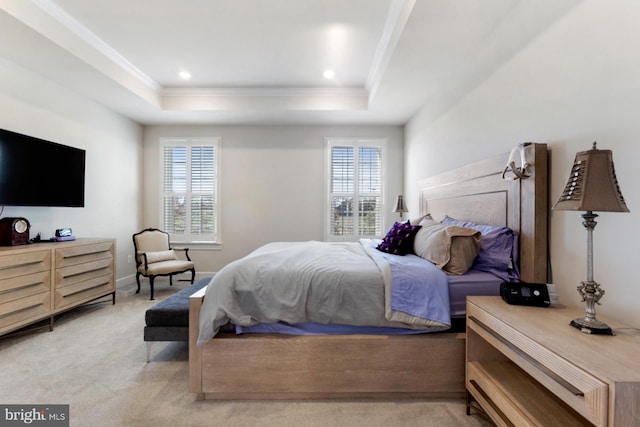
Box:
[132,228,196,300]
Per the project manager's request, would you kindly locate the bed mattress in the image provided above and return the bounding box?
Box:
[235,268,502,336]
[197,240,454,344]
[448,269,502,318]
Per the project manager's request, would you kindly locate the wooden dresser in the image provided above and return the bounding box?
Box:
[0,238,115,336]
[466,296,640,426]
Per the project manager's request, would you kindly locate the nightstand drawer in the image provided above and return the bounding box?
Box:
[467,300,608,426]
[467,361,594,427]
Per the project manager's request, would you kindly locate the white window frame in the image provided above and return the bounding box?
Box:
[324,137,387,242]
[159,137,221,247]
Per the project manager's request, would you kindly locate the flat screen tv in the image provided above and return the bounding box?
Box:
[0,128,85,207]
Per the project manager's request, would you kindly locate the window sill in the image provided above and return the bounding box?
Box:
[170,241,222,251]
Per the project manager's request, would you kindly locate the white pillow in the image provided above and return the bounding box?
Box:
[144,250,178,263]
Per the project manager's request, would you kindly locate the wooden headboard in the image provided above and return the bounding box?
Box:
[418,143,548,283]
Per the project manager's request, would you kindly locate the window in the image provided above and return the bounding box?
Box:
[325,138,386,241]
[160,137,220,244]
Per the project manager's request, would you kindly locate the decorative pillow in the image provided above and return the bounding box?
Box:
[441,215,519,281]
[144,250,178,264]
[377,221,422,255]
[413,218,481,275]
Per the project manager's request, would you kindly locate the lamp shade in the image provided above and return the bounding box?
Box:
[553,142,629,213]
[393,195,408,213]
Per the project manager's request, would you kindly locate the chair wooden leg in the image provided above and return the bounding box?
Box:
[190,268,195,284]
[169,275,173,286]
[149,277,155,300]
[135,273,141,294]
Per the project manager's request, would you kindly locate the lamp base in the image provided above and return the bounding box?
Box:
[570,318,614,335]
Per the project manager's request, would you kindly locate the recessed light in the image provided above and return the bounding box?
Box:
[178,70,191,80]
[323,69,335,79]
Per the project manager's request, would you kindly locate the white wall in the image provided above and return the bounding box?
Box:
[143,125,403,273]
[405,1,640,327]
[0,58,143,283]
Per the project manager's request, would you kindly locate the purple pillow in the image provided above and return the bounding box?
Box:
[377,221,422,256]
[441,215,519,281]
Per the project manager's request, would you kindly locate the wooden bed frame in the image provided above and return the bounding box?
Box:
[189,143,548,400]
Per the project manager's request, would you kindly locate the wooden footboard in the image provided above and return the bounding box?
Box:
[190,287,465,400]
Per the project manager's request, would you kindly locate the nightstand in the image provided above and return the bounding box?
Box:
[466,296,640,426]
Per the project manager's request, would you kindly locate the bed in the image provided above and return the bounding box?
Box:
[189,143,548,400]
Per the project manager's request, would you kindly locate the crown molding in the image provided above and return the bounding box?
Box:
[32,0,160,92]
[161,87,368,98]
[161,87,369,111]
[365,0,415,102]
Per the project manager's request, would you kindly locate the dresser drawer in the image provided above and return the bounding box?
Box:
[54,273,114,309]
[54,256,114,309]
[56,242,113,268]
[0,250,50,280]
[0,291,51,335]
[55,257,113,288]
[55,241,113,269]
[0,239,116,337]
[0,271,51,303]
[0,250,52,334]
[53,241,114,310]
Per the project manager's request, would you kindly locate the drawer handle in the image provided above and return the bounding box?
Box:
[469,316,584,397]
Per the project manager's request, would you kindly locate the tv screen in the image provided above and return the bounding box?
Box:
[0,128,85,207]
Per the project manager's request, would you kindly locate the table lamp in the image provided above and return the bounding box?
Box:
[393,195,408,220]
[553,142,629,335]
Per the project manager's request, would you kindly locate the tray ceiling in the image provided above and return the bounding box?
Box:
[0,0,579,125]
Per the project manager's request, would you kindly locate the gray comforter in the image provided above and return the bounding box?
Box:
[197,240,449,345]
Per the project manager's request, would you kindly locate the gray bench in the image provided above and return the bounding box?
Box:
[144,277,211,362]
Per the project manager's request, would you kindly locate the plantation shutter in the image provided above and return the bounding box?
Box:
[327,139,385,241]
[358,146,382,236]
[330,146,355,236]
[190,145,216,235]
[161,138,219,242]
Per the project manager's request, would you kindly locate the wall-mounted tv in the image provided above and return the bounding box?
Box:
[0,128,85,207]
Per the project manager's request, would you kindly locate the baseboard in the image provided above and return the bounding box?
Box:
[116,272,217,290]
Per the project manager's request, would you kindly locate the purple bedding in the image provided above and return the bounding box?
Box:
[448,269,502,318]
[235,322,432,335]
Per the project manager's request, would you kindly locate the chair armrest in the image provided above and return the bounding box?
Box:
[141,252,149,270]
[172,247,191,261]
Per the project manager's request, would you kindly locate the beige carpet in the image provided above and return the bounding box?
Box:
[0,281,492,427]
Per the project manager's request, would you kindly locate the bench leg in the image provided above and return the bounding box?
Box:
[146,342,153,363]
